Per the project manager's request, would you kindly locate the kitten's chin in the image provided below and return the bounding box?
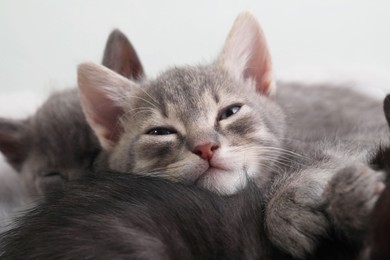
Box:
[196,168,248,195]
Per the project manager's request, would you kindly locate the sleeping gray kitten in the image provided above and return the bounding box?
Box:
[0,89,98,196]
[0,29,144,197]
[78,12,386,258]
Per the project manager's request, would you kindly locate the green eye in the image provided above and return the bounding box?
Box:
[147,127,176,135]
[219,105,242,120]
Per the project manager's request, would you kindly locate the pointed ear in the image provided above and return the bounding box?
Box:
[217,12,275,96]
[102,29,144,80]
[78,62,136,151]
[383,94,390,128]
[0,118,29,170]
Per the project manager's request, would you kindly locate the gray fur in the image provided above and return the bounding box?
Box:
[80,62,388,257]
[0,29,145,197]
[277,82,388,144]
[78,13,388,258]
[105,65,285,194]
[0,89,99,196]
[266,83,388,257]
[0,29,144,235]
[0,89,99,236]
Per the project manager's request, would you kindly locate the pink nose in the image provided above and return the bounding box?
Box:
[193,143,219,160]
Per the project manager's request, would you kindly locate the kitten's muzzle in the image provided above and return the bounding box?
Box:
[192,143,220,160]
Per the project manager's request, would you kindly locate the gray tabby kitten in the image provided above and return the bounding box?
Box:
[78,12,386,258]
[0,29,144,197]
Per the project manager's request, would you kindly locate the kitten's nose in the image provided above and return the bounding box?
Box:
[193,143,219,160]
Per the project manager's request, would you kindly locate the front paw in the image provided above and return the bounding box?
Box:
[323,165,385,237]
[266,184,329,258]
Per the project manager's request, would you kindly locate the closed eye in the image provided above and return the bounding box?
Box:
[146,127,177,135]
[44,171,61,177]
[43,171,67,180]
[218,104,242,121]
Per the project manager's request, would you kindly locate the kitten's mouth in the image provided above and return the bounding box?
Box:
[195,164,229,184]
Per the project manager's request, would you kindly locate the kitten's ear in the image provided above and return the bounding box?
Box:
[102,29,144,80]
[217,12,275,95]
[78,62,136,151]
[0,118,29,170]
[383,94,390,128]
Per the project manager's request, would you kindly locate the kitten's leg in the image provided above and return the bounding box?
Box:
[323,164,385,240]
[265,167,333,258]
[265,163,385,258]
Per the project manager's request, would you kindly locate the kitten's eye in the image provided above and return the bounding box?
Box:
[147,127,177,135]
[44,171,61,177]
[219,105,242,121]
[43,171,66,180]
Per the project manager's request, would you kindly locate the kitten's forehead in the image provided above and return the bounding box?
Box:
[143,65,239,118]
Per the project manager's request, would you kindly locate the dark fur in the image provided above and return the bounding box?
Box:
[102,29,144,80]
[366,94,390,260]
[78,15,387,258]
[366,185,390,260]
[370,94,390,180]
[0,171,361,260]
[0,172,281,260]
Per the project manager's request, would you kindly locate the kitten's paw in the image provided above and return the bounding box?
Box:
[266,184,329,258]
[324,165,385,235]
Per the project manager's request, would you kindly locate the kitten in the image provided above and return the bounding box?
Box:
[77,12,386,258]
[0,29,144,197]
[78,14,284,195]
[0,29,144,236]
[0,89,98,196]
[0,171,360,260]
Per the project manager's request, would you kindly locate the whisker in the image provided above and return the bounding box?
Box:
[261,146,307,157]
[131,84,160,106]
[126,95,159,110]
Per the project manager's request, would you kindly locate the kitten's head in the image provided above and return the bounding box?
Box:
[0,29,144,196]
[0,90,100,195]
[78,12,285,195]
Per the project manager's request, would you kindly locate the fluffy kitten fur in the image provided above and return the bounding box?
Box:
[79,13,284,195]
[277,82,387,144]
[0,171,361,260]
[78,12,387,258]
[0,29,143,197]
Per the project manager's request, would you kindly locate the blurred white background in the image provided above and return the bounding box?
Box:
[0,0,390,116]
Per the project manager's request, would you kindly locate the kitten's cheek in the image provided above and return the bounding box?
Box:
[183,157,210,182]
[210,155,236,171]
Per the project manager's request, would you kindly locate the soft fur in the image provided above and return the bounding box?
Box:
[77,12,387,258]
[277,82,387,144]
[0,171,361,260]
[0,29,143,197]
[0,13,387,258]
[0,89,98,195]
[78,12,285,195]
[0,29,144,235]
